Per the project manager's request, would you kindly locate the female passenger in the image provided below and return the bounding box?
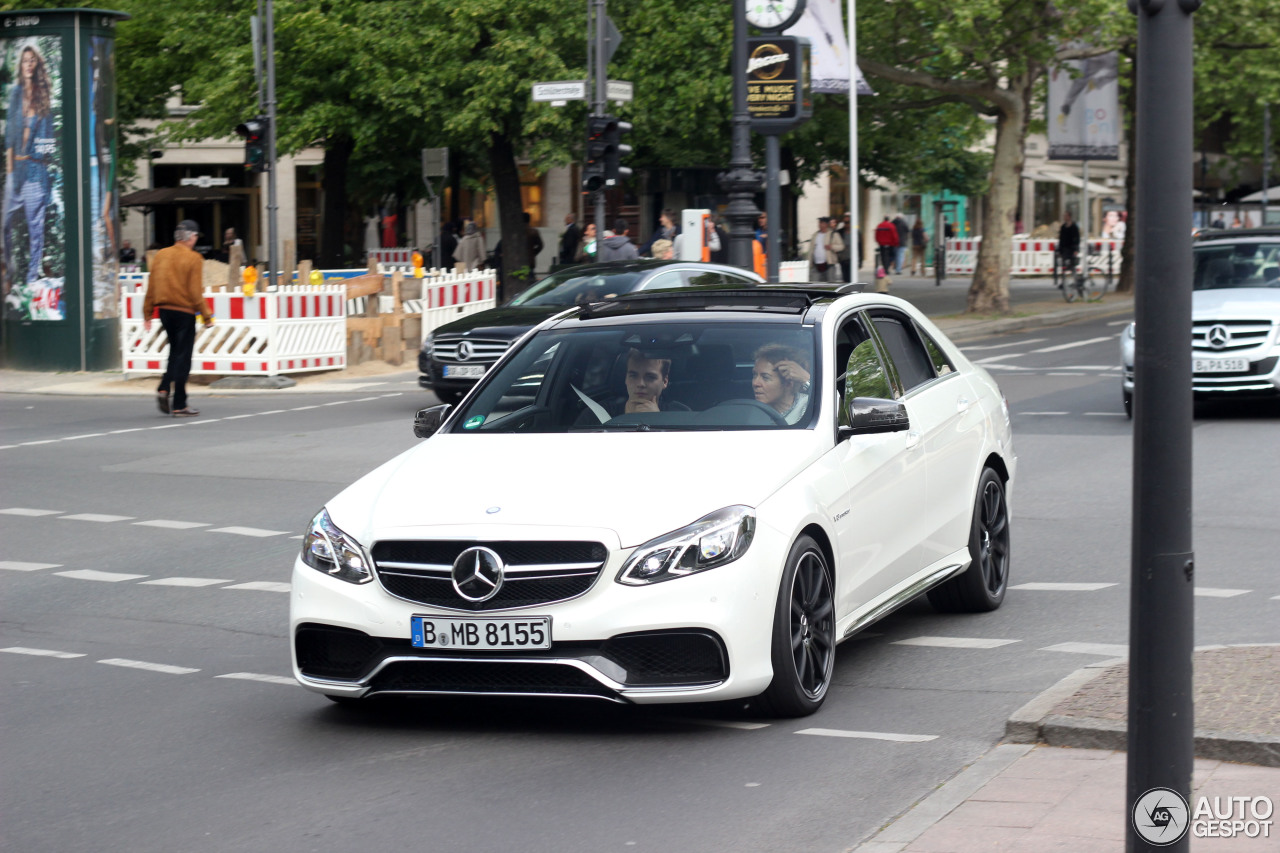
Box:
[752,344,812,425]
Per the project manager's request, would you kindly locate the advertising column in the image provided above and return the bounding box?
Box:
[1,8,127,370]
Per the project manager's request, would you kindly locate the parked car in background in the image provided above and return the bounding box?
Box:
[418,260,763,404]
[1121,228,1280,417]
[294,286,1016,717]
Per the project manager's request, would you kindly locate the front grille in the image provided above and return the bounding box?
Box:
[603,631,729,686]
[368,659,616,698]
[431,338,511,363]
[372,540,609,612]
[1192,319,1275,353]
[295,623,387,679]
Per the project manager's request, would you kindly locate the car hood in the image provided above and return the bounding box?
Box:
[328,432,819,548]
[431,305,564,339]
[1193,287,1280,320]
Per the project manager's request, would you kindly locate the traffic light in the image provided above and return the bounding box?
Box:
[582,114,610,194]
[235,116,269,173]
[603,117,633,187]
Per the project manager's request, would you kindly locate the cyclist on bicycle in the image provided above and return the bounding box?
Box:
[1057,210,1081,284]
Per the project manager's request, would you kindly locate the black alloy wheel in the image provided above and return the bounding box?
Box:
[755,535,836,717]
[928,468,1010,613]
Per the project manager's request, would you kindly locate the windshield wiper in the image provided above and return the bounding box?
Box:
[569,422,650,431]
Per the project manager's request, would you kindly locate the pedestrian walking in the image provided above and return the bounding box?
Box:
[910,219,927,275]
[640,208,679,257]
[598,219,639,262]
[455,221,486,271]
[835,213,853,283]
[143,220,210,417]
[807,217,844,282]
[892,214,910,274]
[873,216,899,281]
[558,213,581,265]
[575,222,598,263]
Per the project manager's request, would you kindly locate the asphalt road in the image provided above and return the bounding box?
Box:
[3,306,1279,853]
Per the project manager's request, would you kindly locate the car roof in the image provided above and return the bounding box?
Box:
[1194,227,1280,243]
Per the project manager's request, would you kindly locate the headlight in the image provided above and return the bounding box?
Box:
[617,506,756,586]
[420,331,435,354]
[301,508,374,584]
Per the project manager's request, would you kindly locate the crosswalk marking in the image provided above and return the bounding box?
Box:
[892,636,1019,649]
[1011,582,1117,592]
[208,526,289,538]
[99,658,199,675]
[133,519,211,529]
[1031,336,1116,353]
[0,507,63,516]
[55,569,147,582]
[58,513,134,523]
[216,672,298,686]
[139,577,232,587]
[1195,587,1251,598]
[795,728,938,743]
[1,646,85,659]
[222,581,291,592]
[0,560,61,571]
[1039,642,1128,657]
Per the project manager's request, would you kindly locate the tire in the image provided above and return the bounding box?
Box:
[928,468,1011,613]
[1062,279,1079,303]
[753,535,836,717]
[1084,270,1106,302]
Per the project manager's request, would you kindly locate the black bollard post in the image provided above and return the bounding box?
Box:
[1126,0,1199,850]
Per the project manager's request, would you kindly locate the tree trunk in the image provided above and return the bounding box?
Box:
[488,133,530,301]
[320,135,354,268]
[967,76,1033,314]
[1117,44,1137,294]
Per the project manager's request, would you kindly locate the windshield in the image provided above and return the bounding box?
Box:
[1193,242,1280,290]
[507,268,646,307]
[450,321,819,433]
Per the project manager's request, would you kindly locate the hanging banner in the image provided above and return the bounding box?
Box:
[1047,52,1121,160]
[1,33,65,320]
[784,0,874,95]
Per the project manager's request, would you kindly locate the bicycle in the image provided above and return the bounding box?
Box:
[1054,251,1108,303]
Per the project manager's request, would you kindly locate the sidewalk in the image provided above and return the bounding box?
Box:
[852,645,1280,852]
[0,279,1134,397]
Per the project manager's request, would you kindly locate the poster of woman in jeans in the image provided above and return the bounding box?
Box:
[2,36,64,321]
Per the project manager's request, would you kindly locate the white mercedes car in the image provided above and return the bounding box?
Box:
[1122,228,1280,417]
[291,286,1016,716]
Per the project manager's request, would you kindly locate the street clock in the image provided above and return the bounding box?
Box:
[745,0,806,33]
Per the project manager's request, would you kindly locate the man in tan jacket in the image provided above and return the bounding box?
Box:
[143,219,209,416]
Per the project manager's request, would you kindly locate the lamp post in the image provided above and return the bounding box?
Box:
[718,1,762,270]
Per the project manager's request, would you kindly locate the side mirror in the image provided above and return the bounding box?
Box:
[413,404,451,438]
[841,396,909,436]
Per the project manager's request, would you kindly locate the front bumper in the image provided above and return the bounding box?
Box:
[289,525,786,704]
[1120,327,1280,397]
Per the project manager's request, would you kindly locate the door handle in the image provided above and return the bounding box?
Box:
[906,431,921,449]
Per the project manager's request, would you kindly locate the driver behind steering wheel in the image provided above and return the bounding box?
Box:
[752,344,811,425]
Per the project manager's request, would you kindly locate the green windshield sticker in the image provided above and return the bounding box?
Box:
[464,415,485,429]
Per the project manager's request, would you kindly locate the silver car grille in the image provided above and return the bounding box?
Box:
[431,338,511,363]
[1192,320,1274,353]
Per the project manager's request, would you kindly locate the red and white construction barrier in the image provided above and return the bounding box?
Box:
[120,283,347,377]
[417,269,498,336]
[945,238,1121,277]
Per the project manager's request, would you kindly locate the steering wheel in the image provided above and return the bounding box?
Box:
[707,399,789,427]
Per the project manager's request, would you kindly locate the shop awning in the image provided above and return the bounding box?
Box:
[119,186,244,207]
[1023,168,1114,196]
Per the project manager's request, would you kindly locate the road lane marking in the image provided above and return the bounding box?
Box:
[216,672,298,686]
[975,353,1025,364]
[1047,372,1085,376]
[133,519,212,529]
[208,526,288,537]
[291,405,321,411]
[58,513,134,523]
[20,439,58,445]
[1031,336,1116,353]
[0,560,61,571]
[892,636,1019,649]
[1039,642,1128,657]
[1108,320,1132,326]
[1011,582,1117,591]
[1084,412,1127,417]
[56,569,148,582]
[962,338,1047,351]
[222,581,291,592]
[63,433,107,440]
[0,507,63,516]
[221,414,256,420]
[99,658,199,675]
[1195,587,1250,598]
[2,646,85,659]
[139,577,233,587]
[795,728,938,743]
[1021,412,1069,416]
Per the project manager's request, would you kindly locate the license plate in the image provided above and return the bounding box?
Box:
[443,364,486,379]
[1193,357,1249,374]
[411,615,551,650]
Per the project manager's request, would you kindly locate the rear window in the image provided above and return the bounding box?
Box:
[1193,242,1280,290]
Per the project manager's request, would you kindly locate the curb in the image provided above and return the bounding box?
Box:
[938,298,1134,344]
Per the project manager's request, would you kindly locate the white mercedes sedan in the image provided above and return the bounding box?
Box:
[291,286,1016,717]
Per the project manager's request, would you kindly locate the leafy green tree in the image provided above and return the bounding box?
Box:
[858,0,1116,312]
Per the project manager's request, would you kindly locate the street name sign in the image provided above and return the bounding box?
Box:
[532,80,588,105]
[606,80,634,103]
